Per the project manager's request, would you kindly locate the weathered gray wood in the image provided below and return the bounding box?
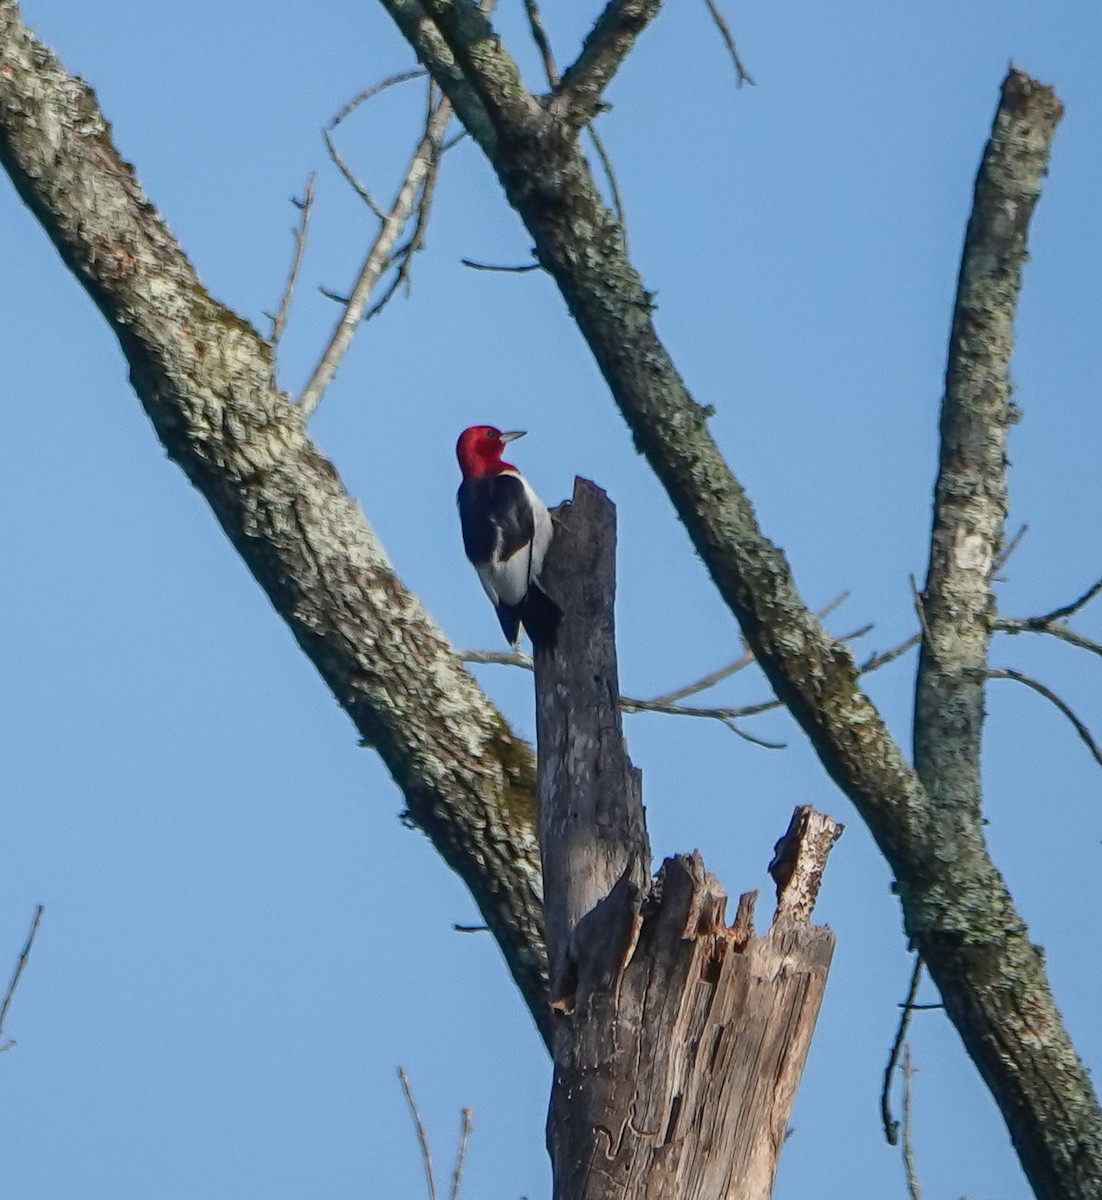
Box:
[534,480,840,1200]
[534,477,650,1005]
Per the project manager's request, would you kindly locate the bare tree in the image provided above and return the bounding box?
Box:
[1,1,1099,1197]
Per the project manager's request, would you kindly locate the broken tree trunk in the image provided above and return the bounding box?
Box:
[534,478,842,1200]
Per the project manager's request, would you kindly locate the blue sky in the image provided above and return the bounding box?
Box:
[2,2,1100,1197]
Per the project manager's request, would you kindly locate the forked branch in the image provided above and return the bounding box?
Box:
[994,573,1102,660]
[551,0,663,131]
[298,82,452,417]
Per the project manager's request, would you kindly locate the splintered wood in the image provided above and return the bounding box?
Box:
[534,480,842,1200]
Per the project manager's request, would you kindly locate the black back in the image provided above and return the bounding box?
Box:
[457,473,535,567]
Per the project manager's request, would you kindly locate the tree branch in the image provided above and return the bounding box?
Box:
[904,70,1099,1200]
[994,573,1102,659]
[449,1106,474,1200]
[519,3,629,243]
[371,8,1102,1185]
[398,1067,439,1200]
[988,667,1102,769]
[459,256,540,273]
[299,86,453,417]
[914,68,1060,819]
[373,1,505,153]
[995,617,1102,659]
[0,0,550,1043]
[900,1046,923,1200]
[0,905,43,1050]
[267,172,315,346]
[416,0,538,134]
[881,955,923,1146]
[551,1,663,131]
[701,0,755,87]
[522,0,558,86]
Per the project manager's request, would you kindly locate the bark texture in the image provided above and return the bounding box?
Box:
[909,72,1099,1200]
[0,0,552,1042]
[534,481,839,1200]
[534,479,650,1005]
[372,7,1102,1193]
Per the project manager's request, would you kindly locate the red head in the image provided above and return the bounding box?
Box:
[456,425,526,479]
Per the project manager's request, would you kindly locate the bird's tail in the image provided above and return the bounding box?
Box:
[519,583,562,650]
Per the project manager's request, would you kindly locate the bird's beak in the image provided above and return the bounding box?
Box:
[499,430,527,443]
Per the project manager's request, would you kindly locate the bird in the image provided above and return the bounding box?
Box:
[456,425,561,648]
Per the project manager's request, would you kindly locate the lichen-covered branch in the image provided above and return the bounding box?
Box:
[915,70,1063,818]
[0,0,550,1043]
[417,0,539,132]
[551,0,663,131]
[375,0,499,153]
[904,72,1101,1200]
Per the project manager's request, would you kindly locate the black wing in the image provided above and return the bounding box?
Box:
[457,474,535,568]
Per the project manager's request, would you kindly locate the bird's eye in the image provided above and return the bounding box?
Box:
[487,429,498,439]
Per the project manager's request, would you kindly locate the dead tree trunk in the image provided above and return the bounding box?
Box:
[534,479,842,1200]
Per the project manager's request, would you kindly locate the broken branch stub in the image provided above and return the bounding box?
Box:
[534,478,841,1200]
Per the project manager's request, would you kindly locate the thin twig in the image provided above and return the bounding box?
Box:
[993,521,1028,574]
[701,0,756,86]
[900,1045,923,1200]
[398,1066,439,1200]
[328,69,427,129]
[462,648,533,668]
[299,94,454,417]
[994,618,1102,660]
[322,69,434,221]
[585,123,629,245]
[881,955,923,1146]
[0,905,44,1050]
[463,649,784,736]
[449,1108,474,1200]
[1036,574,1102,625]
[649,646,755,704]
[522,0,559,85]
[992,573,1102,659]
[619,694,785,747]
[651,592,851,705]
[267,172,316,346]
[360,86,451,323]
[364,81,450,319]
[462,600,914,745]
[988,667,1102,769]
[858,633,921,674]
[323,128,385,219]
[400,85,447,294]
[453,923,490,933]
[460,257,541,273]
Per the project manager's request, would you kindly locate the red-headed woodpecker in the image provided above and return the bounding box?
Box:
[456,425,560,648]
